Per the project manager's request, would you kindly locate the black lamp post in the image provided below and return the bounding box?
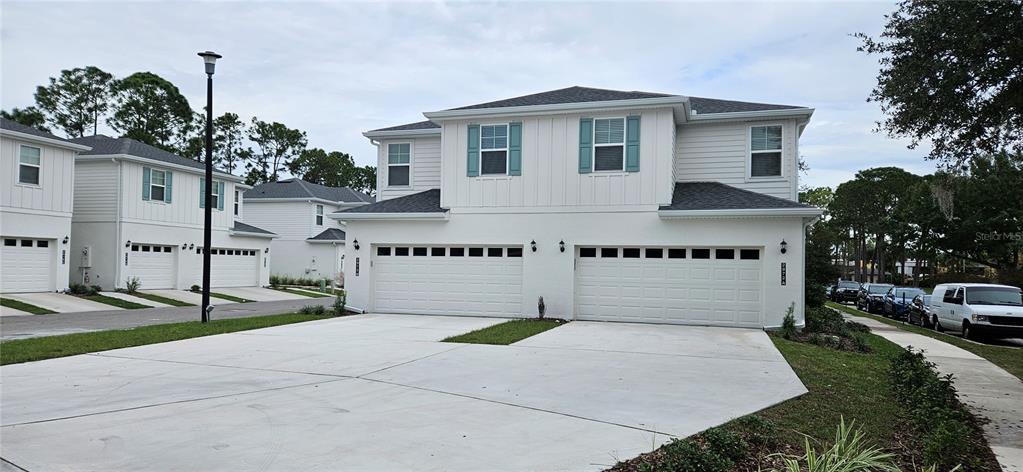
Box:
[198,50,221,323]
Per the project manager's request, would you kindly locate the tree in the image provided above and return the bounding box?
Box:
[351,166,377,196]
[246,118,307,184]
[857,0,1023,169]
[213,113,247,174]
[288,148,358,187]
[107,72,194,152]
[34,66,113,137]
[1,107,49,132]
[800,187,840,307]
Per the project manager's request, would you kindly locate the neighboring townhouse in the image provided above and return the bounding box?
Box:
[0,118,91,293]
[243,178,371,282]
[335,86,822,329]
[67,135,275,291]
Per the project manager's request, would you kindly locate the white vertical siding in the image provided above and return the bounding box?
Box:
[119,161,238,229]
[243,200,322,240]
[674,119,798,200]
[376,136,442,201]
[439,107,676,210]
[72,161,119,222]
[0,136,76,215]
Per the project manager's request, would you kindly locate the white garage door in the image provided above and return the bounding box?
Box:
[126,244,176,289]
[576,247,763,327]
[1,237,53,293]
[210,248,259,287]
[373,245,523,317]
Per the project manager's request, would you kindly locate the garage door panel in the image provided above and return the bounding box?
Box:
[126,244,176,289]
[1,238,53,293]
[210,248,259,288]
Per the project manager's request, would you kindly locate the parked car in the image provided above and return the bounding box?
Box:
[930,283,1023,340]
[832,280,862,304]
[883,287,927,320]
[907,294,933,328]
[856,283,894,313]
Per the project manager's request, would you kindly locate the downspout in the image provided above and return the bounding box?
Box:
[113,158,124,290]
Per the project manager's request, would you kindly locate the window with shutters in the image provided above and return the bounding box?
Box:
[479,124,508,175]
[149,170,167,201]
[749,125,783,178]
[18,145,41,185]
[592,118,625,172]
[387,143,411,186]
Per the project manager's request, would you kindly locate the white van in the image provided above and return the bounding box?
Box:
[930,283,1023,340]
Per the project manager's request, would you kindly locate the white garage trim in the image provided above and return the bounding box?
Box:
[125,243,176,289]
[1,237,55,293]
[575,246,763,327]
[372,245,524,317]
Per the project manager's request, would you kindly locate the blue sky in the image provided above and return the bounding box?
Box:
[1,1,937,189]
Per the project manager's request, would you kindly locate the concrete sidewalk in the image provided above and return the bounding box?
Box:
[844,313,1023,472]
[0,297,335,340]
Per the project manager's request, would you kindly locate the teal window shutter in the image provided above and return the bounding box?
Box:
[467,124,480,177]
[164,171,173,203]
[625,115,641,172]
[199,177,206,208]
[142,167,151,200]
[216,182,224,211]
[578,118,593,173]
[508,122,522,176]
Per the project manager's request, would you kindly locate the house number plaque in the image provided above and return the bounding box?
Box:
[781,262,787,286]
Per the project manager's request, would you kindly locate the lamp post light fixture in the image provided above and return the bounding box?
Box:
[197,50,221,323]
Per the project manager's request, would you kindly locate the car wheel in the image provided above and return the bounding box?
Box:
[963,322,984,342]
[934,316,943,332]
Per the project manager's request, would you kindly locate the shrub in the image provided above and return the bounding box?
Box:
[124,277,141,294]
[190,285,201,293]
[771,417,897,472]
[806,282,828,308]
[701,428,746,463]
[333,290,347,316]
[729,415,777,451]
[67,283,98,296]
[781,303,797,339]
[270,274,326,288]
[643,438,732,472]
[537,296,546,320]
[299,305,326,316]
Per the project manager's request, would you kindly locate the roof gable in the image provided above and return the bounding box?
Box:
[70,135,235,177]
[245,178,372,203]
[450,86,676,111]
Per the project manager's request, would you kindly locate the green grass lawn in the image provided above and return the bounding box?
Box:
[272,287,330,298]
[0,298,57,315]
[828,301,1023,380]
[132,292,195,307]
[78,294,151,309]
[0,313,334,365]
[207,292,254,303]
[442,319,565,345]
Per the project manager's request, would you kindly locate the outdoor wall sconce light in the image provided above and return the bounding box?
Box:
[353,239,360,250]
[264,248,270,254]
[780,239,788,254]
[188,244,195,250]
[62,236,69,245]
[124,240,132,248]
[559,240,566,253]
[530,240,537,252]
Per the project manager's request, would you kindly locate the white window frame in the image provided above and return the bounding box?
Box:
[149,169,167,202]
[478,123,510,176]
[315,204,324,226]
[17,145,42,186]
[591,117,626,173]
[204,180,224,211]
[386,142,412,188]
[234,189,241,217]
[747,124,785,180]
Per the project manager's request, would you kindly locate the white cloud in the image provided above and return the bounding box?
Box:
[1,0,934,188]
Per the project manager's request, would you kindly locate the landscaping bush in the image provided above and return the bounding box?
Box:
[770,417,897,472]
[125,277,141,294]
[332,290,347,316]
[781,304,797,339]
[298,305,326,316]
[270,275,327,288]
[639,437,733,472]
[67,283,98,296]
[190,284,201,293]
[888,348,978,470]
[779,306,872,353]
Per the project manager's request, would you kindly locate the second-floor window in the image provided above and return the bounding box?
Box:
[150,170,167,201]
[480,124,508,175]
[750,125,783,178]
[199,178,224,210]
[18,145,41,185]
[388,143,410,186]
[234,190,240,216]
[593,118,625,172]
[315,204,324,226]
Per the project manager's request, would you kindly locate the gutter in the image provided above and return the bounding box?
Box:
[0,129,92,152]
[363,128,441,139]
[330,212,450,221]
[423,96,687,121]
[229,230,278,239]
[689,108,815,122]
[658,207,823,218]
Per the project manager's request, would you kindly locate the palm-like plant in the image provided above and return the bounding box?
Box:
[773,418,897,472]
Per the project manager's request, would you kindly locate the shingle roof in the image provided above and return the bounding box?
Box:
[245,178,372,203]
[0,117,76,143]
[70,135,234,176]
[336,189,445,214]
[450,86,676,111]
[660,182,814,211]
[688,97,803,115]
[308,228,346,241]
[232,221,276,236]
[369,120,440,133]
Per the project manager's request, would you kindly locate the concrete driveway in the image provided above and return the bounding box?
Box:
[2,292,121,313]
[0,315,806,471]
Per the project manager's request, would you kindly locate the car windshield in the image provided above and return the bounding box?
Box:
[868,285,893,294]
[921,295,931,305]
[893,288,925,299]
[965,287,1023,306]
[838,281,859,289]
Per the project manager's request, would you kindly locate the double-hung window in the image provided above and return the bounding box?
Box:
[234,190,240,216]
[315,204,324,226]
[593,118,625,171]
[18,145,41,185]
[150,170,167,201]
[387,143,411,186]
[480,124,508,175]
[750,125,783,178]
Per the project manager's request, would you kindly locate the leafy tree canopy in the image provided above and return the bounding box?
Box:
[858,0,1023,169]
[34,66,113,138]
[247,118,307,184]
[1,107,49,132]
[107,72,194,153]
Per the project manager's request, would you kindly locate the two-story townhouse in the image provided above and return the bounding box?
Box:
[1,118,92,293]
[335,86,822,329]
[243,178,371,282]
[67,135,276,291]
